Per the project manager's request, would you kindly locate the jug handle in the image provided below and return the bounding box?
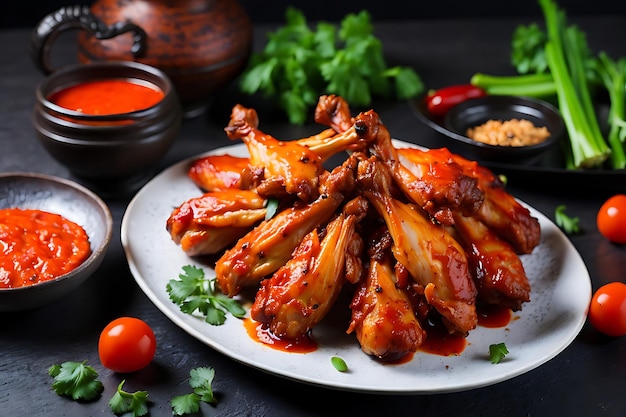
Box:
[30,5,147,75]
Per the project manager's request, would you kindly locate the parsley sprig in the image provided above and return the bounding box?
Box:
[48,361,104,401]
[171,367,217,416]
[489,343,510,364]
[555,204,580,235]
[167,265,246,325]
[109,380,150,417]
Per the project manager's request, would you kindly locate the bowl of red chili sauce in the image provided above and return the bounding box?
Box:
[32,61,182,194]
[0,172,113,311]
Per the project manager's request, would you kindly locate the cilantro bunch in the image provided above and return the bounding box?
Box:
[239,7,424,124]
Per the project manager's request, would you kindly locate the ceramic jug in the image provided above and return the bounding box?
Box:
[32,0,253,116]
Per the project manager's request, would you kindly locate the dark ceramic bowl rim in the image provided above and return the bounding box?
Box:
[441,95,565,158]
[0,172,113,304]
[36,60,176,123]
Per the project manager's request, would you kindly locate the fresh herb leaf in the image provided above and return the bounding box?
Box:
[188,367,217,404]
[511,23,548,74]
[109,380,150,417]
[265,198,279,220]
[331,356,348,372]
[167,265,246,325]
[555,204,580,234]
[171,367,217,416]
[171,393,201,416]
[239,7,423,124]
[489,343,509,364]
[48,361,103,401]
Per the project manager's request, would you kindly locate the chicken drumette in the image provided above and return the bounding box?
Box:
[348,226,426,361]
[357,155,478,335]
[317,104,485,225]
[166,189,267,256]
[251,196,368,340]
[214,154,359,297]
[225,104,325,202]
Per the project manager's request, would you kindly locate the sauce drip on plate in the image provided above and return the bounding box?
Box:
[0,208,91,288]
[48,79,164,115]
[244,318,317,354]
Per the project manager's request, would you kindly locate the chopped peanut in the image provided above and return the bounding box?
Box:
[466,118,550,147]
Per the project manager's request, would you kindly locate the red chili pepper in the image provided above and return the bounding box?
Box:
[426,84,487,117]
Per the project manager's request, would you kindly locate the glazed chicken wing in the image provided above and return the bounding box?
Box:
[357,155,477,335]
[451,211,531,311]
[225,104,324,202]
[352,111,483,225]
[348,248,426,362]
[187,154,251,192]
[166,189,267,256]
[214,154,358,296]
[294,95,374,160]
[251,196,368,339]
[188,98,366,194]
[443,150,541,254]
[313,94,354,133]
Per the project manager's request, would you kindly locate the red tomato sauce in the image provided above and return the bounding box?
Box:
[477,304,513,328]
[48,79,164,115]
[419,323,468,357]
[243,318,318,354]
[0,208,91,288]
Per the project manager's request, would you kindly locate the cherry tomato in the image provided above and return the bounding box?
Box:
[597,194,626,244]
[588,282,626,337]
[98,317,157,373]
[426,84,486,117]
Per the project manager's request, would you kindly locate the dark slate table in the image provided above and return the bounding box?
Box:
[1,14,625,417]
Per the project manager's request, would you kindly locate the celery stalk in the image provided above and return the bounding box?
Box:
[545,42,609,168]
[539,0,610,168]
[470,73,556,97]
[595,52,626,169]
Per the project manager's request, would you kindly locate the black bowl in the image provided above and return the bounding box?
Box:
[443,95,564,162]
[32,61,182,195]
[0,172,113,311]
[414,95,564,163]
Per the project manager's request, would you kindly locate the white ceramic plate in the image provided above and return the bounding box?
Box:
[121,141,591,394]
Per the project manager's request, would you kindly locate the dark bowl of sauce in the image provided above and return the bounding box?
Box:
[0,172,113,311]
[32,61,182,196]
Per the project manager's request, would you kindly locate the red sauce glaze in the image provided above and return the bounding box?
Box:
[48,79,164,115]
[477,304,513,328]
[0,208,91,288]
[242,305,513,360]
[419,324,468,357]
[243,318,317,354]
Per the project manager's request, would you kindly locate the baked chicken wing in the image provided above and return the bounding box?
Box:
[351,111,484,225]
[225,104,324,202]
[251,196,368,339]
[294,95,374,160]
[187,154,251,192]
[166,189,267,256]
[357,155,477,335]
[451,211,531,311]
[444,149,541,254]
[348,247,426,362]
[214,155,358,296]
